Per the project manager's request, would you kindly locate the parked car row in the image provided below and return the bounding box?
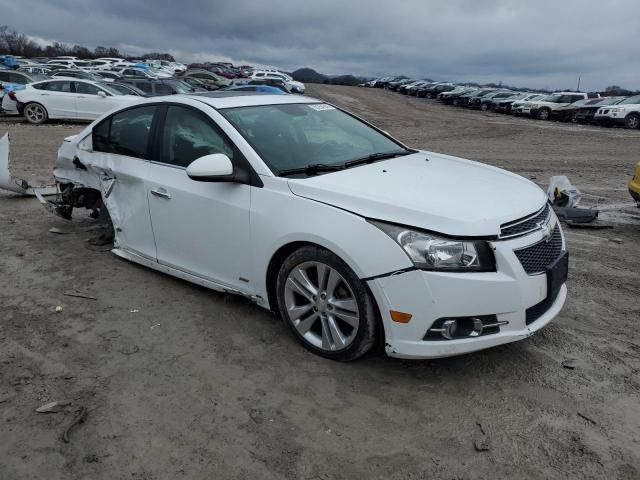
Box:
[364,77,640,129]
[0,55,305,124]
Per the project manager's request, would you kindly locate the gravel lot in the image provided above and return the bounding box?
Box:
[1,85,639,479]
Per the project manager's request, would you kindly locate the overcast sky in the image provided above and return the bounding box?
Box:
[4,0,639,90]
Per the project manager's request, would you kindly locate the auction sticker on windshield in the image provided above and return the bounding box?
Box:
[308,104,336,111]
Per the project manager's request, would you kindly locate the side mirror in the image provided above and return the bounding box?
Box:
[186,154,234,182]
[98,90,107,98]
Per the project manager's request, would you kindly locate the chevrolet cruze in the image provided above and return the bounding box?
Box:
[43,92,568,360]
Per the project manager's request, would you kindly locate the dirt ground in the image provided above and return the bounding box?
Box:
[1,85,639,480]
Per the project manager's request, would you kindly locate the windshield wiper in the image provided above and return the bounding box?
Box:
[278,163,345,177]
[344,149,416,169]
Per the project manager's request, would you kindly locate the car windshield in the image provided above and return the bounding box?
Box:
[618,95,640,105]
[221,103,407,174]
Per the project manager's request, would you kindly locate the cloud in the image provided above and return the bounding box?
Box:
[5,0,639,90]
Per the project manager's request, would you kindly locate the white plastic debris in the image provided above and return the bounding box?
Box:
[548,175,582,207]
[36,401,59,413]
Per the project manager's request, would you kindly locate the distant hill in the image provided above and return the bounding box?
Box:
[291,68,327,83]
[292,67,370,86]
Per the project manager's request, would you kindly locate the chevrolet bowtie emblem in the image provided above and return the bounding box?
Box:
[538,221,552,242]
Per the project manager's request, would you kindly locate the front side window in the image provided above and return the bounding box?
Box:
[160,106,233,168]
[75,82,102,95]
[221,103,404,173]
[155,83,173,95]
[136,82,153,94]
[93,106,156,158]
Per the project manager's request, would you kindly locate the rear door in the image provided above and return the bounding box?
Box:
[145,104,252,289]
[88,104,158,259]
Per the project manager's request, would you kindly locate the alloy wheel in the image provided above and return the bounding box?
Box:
[283,261,360,352]
[25,104,46,124]
[626,114,640,129]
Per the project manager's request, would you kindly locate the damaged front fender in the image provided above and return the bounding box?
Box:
[0,133,57,196]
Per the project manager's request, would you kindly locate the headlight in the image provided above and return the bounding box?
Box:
[370,221,495,271]
[609,108,623,113]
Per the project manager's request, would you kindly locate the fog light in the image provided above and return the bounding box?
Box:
[429,317,486,339]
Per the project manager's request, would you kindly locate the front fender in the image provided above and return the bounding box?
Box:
[249,177,413,307]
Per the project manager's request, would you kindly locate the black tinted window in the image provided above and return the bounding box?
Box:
[160,106,233,168]
[75,82,102,95]
[93,106,156,159]
[155,83,173,95]
[8,73,28,84]
[42,81,72,92]
[0,72,9,82]
[136,82,152,94]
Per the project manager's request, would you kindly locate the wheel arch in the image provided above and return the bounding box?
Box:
[264,239,386,354]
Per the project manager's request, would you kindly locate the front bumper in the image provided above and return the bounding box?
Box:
[594,115,625,126]
[367,228,567,359]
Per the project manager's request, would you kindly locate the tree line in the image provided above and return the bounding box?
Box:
[0,25,174,62]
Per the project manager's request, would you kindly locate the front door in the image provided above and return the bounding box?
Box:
[39,80,77,118]
[72,81,114,120]
[146,105,252,290]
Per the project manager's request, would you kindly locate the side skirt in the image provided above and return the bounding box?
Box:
[111,247,266,306]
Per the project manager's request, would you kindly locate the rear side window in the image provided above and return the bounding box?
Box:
[39,81,72,92]
[8,73,28,84]
[93,106,156,159]
[160,106,233,168]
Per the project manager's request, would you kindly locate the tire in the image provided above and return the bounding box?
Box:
[572,113,579,124]
[480,102,489,112]
[624,113,640,129]
[276,246,377,361]
[537,108,551,121]
[23,102,48,125]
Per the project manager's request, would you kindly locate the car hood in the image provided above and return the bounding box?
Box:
[287,151,547,237]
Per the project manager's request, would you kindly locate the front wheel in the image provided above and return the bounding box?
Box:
[276,246,377,361]
[624,113,640,129]
[23,102,48,125]
[481,102,489,112]
[537,108,551,121]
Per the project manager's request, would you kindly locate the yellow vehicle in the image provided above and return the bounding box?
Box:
[630,161,640,204]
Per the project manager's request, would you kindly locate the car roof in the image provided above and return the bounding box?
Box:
[186,92,317,109]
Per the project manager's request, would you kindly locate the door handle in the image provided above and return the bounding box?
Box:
[150,187,171,199]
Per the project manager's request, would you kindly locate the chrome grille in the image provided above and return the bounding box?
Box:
[500,203,550,239]
[513,225,563,275]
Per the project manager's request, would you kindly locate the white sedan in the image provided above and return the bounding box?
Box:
[2,79,140,124]
[43,92,568,360]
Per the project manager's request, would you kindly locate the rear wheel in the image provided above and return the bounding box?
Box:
[480,102,490,112]
[24,102,48,125]
[624,113,640,129]
[276,246,377,361]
